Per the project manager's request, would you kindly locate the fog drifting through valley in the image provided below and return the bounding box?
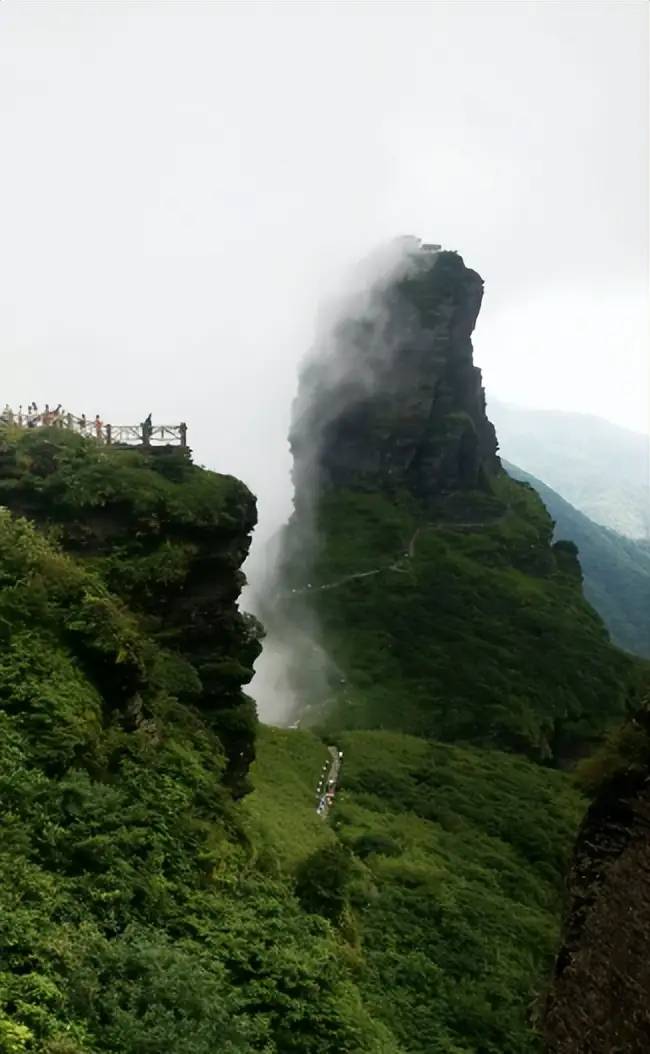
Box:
[0,3,647,723]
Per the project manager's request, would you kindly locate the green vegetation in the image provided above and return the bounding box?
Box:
[285,474,642,759]
[574,698,650,795]
[0,428,261,794]
[505,461,650,658]
[248,728,585,1054]
[0,430,589,1053]
[0,497,396,1053]
[243,725,335,868]
[335,731,585,1053]
[268,421,647,1050]
[1,395,646,1053]
[264,248,650,1052]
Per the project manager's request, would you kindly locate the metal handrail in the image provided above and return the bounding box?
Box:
[0,409,187,447]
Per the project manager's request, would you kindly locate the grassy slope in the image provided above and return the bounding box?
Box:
[244,725,335,867]
[288,473,640,759]
[248,726,584,1054]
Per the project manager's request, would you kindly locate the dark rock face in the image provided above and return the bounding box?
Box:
[545,766,650,1053]
[290,249,499,508]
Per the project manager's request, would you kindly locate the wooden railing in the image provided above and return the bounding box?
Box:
[0,409,187,448]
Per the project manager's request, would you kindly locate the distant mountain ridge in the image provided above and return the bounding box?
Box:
[488,400,650,539]
[504,461,650,658]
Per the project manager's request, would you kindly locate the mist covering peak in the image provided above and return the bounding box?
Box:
[253,238,502,726]
[252,239,640,750]
[290,245,499,514]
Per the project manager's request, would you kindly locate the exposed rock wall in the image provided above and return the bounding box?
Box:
[545,765,650,1052]
[290,249,500,509]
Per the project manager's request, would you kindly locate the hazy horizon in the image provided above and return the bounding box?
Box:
[2,1,648,562]
[487,398,650,438]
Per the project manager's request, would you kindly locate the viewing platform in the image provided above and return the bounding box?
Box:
[0,406,188,448]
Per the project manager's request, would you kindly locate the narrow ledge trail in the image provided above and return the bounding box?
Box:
[284,510,511,599]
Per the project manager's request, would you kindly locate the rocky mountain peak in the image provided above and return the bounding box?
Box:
[290,244,499,508]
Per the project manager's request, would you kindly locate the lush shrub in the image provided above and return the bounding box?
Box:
[352,833,401,859]
[295,844,359,922]
[0,510,394,1053]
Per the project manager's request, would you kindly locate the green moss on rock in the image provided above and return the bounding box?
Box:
[0,428,261,793]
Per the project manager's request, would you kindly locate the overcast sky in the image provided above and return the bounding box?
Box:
[1,0,648,563]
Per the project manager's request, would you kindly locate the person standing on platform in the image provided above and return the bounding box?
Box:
[142,413,153,445]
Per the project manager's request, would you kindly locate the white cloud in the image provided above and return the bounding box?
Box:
[0,0,647,565]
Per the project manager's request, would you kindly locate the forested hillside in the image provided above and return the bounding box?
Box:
[505,461,650,658]
[249,725,584,1054]
[0,429,393,1054]
[1,246,647,1054]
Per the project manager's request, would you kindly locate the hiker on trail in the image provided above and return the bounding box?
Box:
[17,405,23,427]
[79,413,87,433]
[94,414,103,439]
[42,404,51,426]
[142,413,153,445]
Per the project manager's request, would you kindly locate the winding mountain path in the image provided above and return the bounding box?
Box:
[316,746,342,819]
[284,509,511,599]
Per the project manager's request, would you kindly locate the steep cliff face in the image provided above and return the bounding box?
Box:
[0,428,261,793]
[272,243,641,758]
[544,717,650,1053]
[291,249,499,507]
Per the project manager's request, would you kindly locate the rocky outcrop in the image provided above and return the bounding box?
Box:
[0,430,261,795]
[261,240,643,760]
[545,760,650,1052]
[290,247,500,509]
